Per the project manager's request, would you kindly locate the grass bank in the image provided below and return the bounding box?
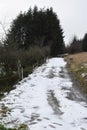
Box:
[0,65,34,99]
[65,52,87,93]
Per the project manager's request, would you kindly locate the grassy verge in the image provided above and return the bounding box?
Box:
[65,52,87,93]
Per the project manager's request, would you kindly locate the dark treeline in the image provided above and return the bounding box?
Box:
[67,33,87,54]
[5,6,65,55]
[0,6,65,89]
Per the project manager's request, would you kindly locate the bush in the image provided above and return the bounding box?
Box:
[0,74,19,93]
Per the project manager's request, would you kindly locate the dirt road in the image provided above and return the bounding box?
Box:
[0,58,87,130]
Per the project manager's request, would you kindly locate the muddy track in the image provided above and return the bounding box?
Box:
[47,90,63,115]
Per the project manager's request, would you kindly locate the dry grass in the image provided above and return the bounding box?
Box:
[66,52,87,93]
[67,52,87,64]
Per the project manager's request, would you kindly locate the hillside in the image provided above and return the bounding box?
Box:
[66,52,87,93]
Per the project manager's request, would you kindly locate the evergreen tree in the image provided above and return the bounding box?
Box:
[68,36,82,54]
[82,33,87,51]
[5,7,65,56]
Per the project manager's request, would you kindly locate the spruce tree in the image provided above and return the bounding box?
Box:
[82,33,87,51]
[5,7,65,56]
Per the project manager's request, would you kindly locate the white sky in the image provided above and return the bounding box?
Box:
[0,0,87,44]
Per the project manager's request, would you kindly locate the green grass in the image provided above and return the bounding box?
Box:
[0,124,16,130]
[0,104,11,117]
[0,124,28,130]
[18,124,28,130]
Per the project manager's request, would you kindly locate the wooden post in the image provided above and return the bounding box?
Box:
[21,67,23,80]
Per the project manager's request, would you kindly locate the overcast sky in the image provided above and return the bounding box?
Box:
[0,0,87,44]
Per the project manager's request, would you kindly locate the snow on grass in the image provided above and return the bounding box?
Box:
[0,58,87,130]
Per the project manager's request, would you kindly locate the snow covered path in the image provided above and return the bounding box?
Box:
[0,58,87,130]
